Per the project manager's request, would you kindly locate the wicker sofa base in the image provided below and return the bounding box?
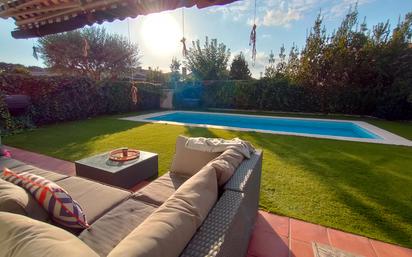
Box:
[181,150,263,257]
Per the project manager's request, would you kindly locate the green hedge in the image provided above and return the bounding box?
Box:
[0,75,161,133]
[175,78,412,120]
[202,79,312,112]
[199,79,316,113]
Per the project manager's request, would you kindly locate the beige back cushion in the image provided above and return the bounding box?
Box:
[208,148,245,186]
[108,165,218,257]
[0,178,49,222]
[170,135,220,176]
[0,212,99,257]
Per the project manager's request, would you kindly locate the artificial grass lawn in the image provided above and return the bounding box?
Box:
[4,113,412,248]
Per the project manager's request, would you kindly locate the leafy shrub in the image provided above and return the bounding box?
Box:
[201,79,315,112]
[178,77,411,120]
[0,74,161,133]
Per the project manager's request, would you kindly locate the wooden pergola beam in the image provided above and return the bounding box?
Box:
[0,0,50,13]
[16,0,124,26]
[6,0,239,38]
[0,1,78,17]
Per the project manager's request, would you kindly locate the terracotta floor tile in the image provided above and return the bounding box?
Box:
[248,230,289,257]
[328,229,378,257]
[22,153,44,160]
[290,239,315,257]
[7,146,45,159]
[35,161,62,171]
[290,219,330,245]
[55,166,75,176]
[371,240,412,257]
[12,152,33,160]
[255,211,290,237]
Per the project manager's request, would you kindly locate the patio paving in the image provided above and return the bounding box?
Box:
[5,145,412,257]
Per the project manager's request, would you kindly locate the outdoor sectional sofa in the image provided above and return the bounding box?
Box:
[0,136,262,257]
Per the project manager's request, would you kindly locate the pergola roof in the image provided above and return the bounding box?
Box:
[0,0,238,39]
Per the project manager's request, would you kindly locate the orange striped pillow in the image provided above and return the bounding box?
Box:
[1,168,89,229]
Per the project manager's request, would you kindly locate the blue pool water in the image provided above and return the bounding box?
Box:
[146,112,381,139]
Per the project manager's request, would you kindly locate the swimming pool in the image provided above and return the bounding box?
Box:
[122,111,412,146]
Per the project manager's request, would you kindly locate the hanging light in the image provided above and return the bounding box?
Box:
[82,38,90,58]
[249,0,257,66]
[32,38,39,60]
[181,8,188,57]
[32,46,39,60]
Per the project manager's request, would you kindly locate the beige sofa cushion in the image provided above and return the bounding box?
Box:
[170,135,220,177]
[11,164,68,182]
[0,212,99,257]
[108,165,218,257]
[56,176,131,224]
[208,148,245,186]
[0,178,49,222]
[0,157,26,171]
[2,168,89,229]
[132,172,188,206]
[79,199,157,257]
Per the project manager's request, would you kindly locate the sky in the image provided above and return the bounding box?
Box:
[0,0,411,78]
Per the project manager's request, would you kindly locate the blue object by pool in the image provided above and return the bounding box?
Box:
[146,112,381,139]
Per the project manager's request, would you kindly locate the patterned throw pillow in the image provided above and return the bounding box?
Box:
[1,168,89,229]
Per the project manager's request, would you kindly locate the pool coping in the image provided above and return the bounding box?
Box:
[120,111,412,146]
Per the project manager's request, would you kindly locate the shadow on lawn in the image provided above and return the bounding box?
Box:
[183,126,220,138]
[4,118,146,161]
[244,131,412,247]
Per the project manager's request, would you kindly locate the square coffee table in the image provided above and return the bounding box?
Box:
[75,150,158,189]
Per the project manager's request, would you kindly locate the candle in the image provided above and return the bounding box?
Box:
[122,147,128,157]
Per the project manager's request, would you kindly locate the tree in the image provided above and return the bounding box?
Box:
[229,52,251,80]
[184,37,230,80]
[285,43,300,80]
[297,12,327,89]
[170,57,181,74]
[264,51,276,79]
[276,45,287,76]
[283,6,412,118]
[169,57,181,85]
[146,67,166,83]
[37,27,140,80]
[0,62,30,75]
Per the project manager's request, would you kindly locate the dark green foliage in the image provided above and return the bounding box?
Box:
[199,9,412,120]
[264,51,277,79]
[229,52,251,80]
[0,74,161,134]
[290,9,412,119]
[0,91,15,132]
[37,27,140,80]
[201,79,311,112]
[184,37,230,80]
[146,67,167,83]
[0,62,30,75]
[169,57,181,87]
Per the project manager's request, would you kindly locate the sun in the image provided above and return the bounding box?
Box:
[140,13,182,56]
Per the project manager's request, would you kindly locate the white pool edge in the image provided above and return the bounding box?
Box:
[119,111,412,146]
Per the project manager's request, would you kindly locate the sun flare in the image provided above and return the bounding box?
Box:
[140,13,182,56]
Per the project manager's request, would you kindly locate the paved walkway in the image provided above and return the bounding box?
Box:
[249,211,412,257]
[5,146,412,257]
